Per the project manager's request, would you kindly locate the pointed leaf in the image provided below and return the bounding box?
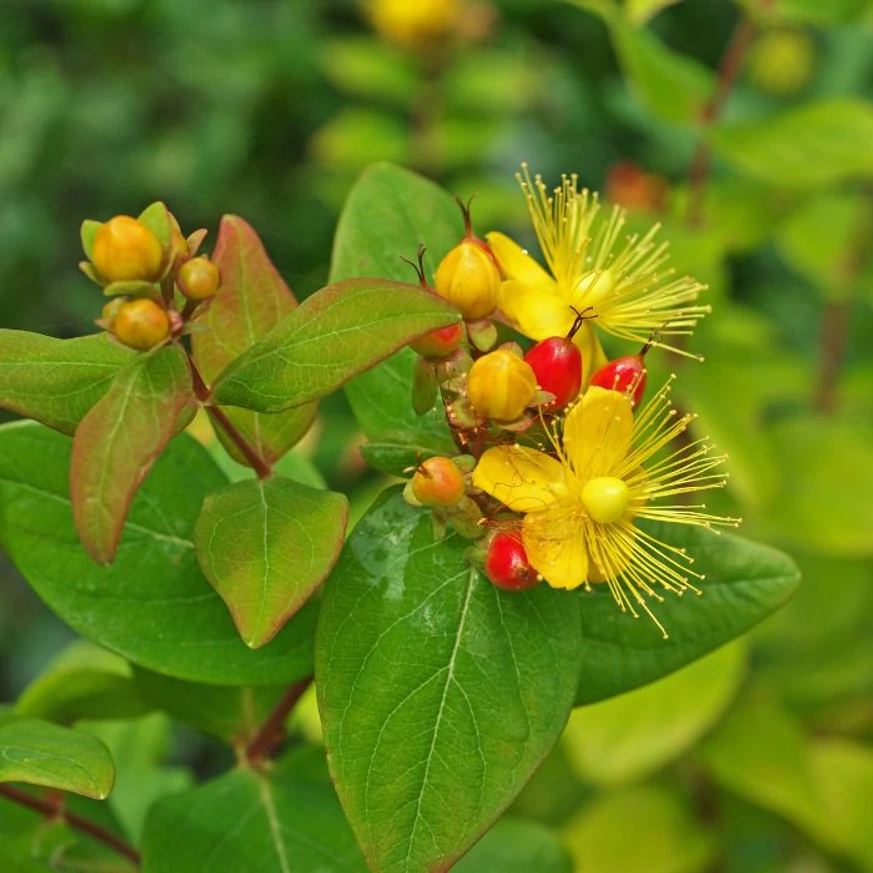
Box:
[710,98,873,189]
[317,490,582,873]
[0,331,132,435]
[131,667,286,744]
[192,214,317,467]
[0,423,317,685]
[71,344,195,564]
[574,522,799,706]
[329,163,461,441]
[195,476,348,648]
[212,278,460,413]
[136,202,173,251]
[80,219,102,260]
[0,716,115,799]
[360,428,459,477]
[141,748,367,873]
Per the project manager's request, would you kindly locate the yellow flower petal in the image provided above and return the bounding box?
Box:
[472,445,570,512]
[486,231,554,287]
[523,498,589,590]
[498,280,576,341]
[563,386,633,482]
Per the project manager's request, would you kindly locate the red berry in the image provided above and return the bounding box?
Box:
[524,337,582,411]
[410,322,464,359]
[485,532,540,591]
[411,457,466,507]
[589,355,647,407]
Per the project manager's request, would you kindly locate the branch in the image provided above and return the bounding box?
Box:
[0,783,141,867]
[686,14,758,226]
[245,677,313,766]
[184,349,273,479]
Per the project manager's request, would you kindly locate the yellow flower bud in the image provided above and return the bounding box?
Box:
[365,0,461,48]
[92,216,164,284]
[100,298,125,329]
[113,299,171,351]
[467,349,537,422]
[435,240,501,320]
[178,256,221,301]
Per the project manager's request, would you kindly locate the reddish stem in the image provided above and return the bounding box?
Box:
[245,677,313,765]
[185,350,273,479]
[0,784,141,867]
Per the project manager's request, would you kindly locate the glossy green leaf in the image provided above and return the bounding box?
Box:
[71,343,195,564]
[360,428,459,477]
[329,163,461,440]
[710,99,873,188]
[574,522,798,705]
[82,714,192,843]
[131,667,286,744]
[136,201,173,251]
[213,278,459,414]
[454,819,573,873]
[141,747,367,873]
[564,642,745,785]
[16,641,151,724]
[562,785,716,873]
[0,422,317,685]
[192,214,317,468]
[195,475,348,648]
[317,490,583,873]
[625,0,682,25]
[0,331,131,435]
[0,716,115,799]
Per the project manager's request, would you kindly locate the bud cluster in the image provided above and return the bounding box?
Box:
[81,205,222,352]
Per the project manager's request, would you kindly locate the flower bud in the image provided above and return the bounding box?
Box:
[467,349,537,422]
[485,532,539,591]
[113,299,171,351]
[410,322,464,359]
[92,216,164,284]
[366,0,461,48]
[100,298,125,330]
[178,256,221,301]
[435,240,501,320]
[411,457,466,507]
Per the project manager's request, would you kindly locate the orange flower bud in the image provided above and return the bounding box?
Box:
[178,256,221,301]
[411,456,466,507]
[113,299,171,351]
[435,240,500,320]
[467,349,537,422]
[92,216,164,284]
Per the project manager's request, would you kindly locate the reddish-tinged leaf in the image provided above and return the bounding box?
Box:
[71,344,194,564]
[195,476,348,648]
[192,215,316,467]
[0,331,132,434]
[212,278,461,413]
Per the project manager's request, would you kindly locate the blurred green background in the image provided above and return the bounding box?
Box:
[3,0,873,870]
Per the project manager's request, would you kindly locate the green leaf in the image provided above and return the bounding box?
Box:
[131,666,286,744]
[625,0,682,25]
[140,747,367,873]
[0,422,317,685]
[316,490,583,873]
[710,98,873,189]
[0,716,115,799]
[82,714,192,843]
[0,331,132,435]
[321,37,417,106]
[574,522,798,705]
[454,819,573,873]
[561,785,716,873]
[737,0,873,25]
[329,163,461,440]
[71,343,195,564]
[16,641,151,724]
[80,219,102,261]
[212,277,459,414]
[192,214,317,468]
[564,642,746,785]
[195,476,348,649]
[360,428,459,476]
[136,201,173,251]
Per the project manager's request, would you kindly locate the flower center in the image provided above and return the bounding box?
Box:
[581,476,629,524]
[572,267,615,310]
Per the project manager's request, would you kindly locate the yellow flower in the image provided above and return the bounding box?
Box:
[486,165,710,359]
[471,381,738,636]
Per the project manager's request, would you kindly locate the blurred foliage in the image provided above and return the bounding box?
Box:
[3,0,873,870]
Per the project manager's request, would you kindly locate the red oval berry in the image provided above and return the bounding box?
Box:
[524,337,582,411]
[410,322,464,359]
[484,532,540,591]
[589,355,647,408]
